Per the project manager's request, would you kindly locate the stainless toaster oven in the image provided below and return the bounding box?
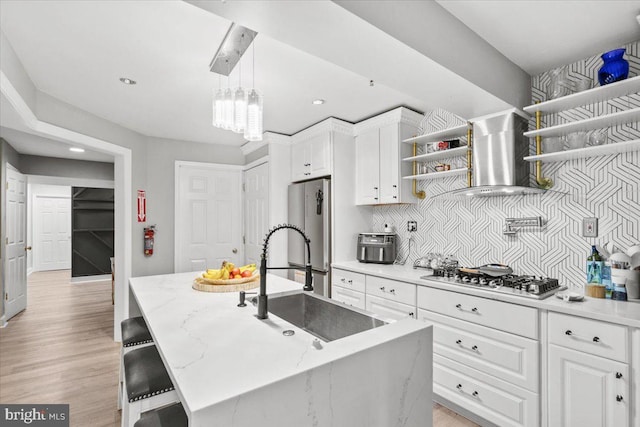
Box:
[357,233,397,264]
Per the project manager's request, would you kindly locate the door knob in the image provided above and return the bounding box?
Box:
[232,248,238,254]
[25,246,32,251]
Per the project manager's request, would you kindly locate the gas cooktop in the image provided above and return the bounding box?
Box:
[421,264,566,300]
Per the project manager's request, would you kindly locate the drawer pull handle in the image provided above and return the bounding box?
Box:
[471,307,478,313]
[616,372,623,379]
[380,286,385,292]
[456,384,463,390]
[409,312,414,317]
[565,330,573,336]
[472,391,479,397]
[341,278,345,283]
[471,345,478,351]
[455,304,462,309]
[593,336,600,343]
[616,395,623,402]
[347,280,353,284]
[389,289,396,294]
[455,339,462,345]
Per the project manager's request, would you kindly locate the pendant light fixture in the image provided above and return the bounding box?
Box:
[209,23,262,141]
[244,41,263,141]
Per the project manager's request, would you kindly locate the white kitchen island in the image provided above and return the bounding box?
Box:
[129,272,433,427]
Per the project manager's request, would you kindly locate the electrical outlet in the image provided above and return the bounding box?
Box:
[407,221,417,232]
[583,217,598,237]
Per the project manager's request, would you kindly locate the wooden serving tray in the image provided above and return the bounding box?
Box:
[192,275,260,293]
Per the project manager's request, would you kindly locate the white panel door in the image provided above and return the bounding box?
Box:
[5,167,27,320]
[549,344,629,427]
[34,196,71,271]
[355,128,380,205]
[175,164,243,273]
[243,162,269,267]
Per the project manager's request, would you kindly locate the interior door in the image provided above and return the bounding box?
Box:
[175,164,243,273]
[34,196,71,271]
[243,162,268,267]
[4,166,27,320]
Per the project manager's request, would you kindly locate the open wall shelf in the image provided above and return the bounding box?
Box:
[524,139,640,162]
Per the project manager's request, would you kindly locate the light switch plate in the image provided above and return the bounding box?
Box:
[583,217,598,237]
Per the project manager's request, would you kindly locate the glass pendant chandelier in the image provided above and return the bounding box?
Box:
[222,86,234,130]
[244,89,263,141]
[212,87,224,127]
[233,61,246,133]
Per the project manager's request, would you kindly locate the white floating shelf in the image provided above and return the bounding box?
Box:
[524,76,640,115]
[403,124,468,145]
[402,146,468,162]
[523,107,640,138]
[403,168,468,180]
[524,139,640,163]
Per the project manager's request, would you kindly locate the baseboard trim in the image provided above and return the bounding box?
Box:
[434,394,497,427]
[0,315,7,328]
[70,274,111,283]
[27,268,34,276]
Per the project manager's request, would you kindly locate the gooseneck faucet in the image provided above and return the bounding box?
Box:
[258,224,313,319]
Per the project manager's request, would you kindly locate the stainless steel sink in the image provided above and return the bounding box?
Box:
[266,291,387,342]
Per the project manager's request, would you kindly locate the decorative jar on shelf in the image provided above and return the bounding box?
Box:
[598,48,629,85]
[546,68,574,100]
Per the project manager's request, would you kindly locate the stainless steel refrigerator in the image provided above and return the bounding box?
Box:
[288,178,331,297]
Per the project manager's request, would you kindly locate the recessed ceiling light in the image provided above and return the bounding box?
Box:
[69,147,85,153]
[312,99,325,105]
[119,77,136,85]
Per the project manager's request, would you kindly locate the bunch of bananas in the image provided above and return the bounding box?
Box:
[202,261,257,280]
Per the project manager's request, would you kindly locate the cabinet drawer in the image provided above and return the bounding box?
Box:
[548,312,628,363]
[331,285,365,310]
[331,268,365,293]
[420,309,539,392]
[418,287,538,339]
[365,295,415,322]
[434,355,539,427]
[366,276,416,306]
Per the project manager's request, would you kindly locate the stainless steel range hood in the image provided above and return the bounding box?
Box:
[447,109,546,197]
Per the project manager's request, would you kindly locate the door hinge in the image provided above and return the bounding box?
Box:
[5,292,8,301]
[5,182,8,190]
[242,183,245,192]
[243,235,246,244]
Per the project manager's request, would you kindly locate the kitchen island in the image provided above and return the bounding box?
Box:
[129,272,433,427]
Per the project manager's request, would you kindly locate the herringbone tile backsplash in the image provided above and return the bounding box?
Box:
[373,41,640,287]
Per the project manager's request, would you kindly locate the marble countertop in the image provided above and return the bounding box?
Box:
[129,272,430,420]
[332,261,640,328]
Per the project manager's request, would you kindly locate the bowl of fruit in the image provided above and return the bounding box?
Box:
[193,261,260,292]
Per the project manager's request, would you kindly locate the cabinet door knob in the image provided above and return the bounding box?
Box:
[380,286,385,291]
[472,345,478,351]
[456,384,463,390]
[593,336,600,343]
[347,280,353,284]
[341,278,345,283]
[389,289,396,294]
[455,304,462,309]
[393,196,397,199]
[616,372,623,379]
[471,307,478,312]
[565,330,573,336]
[455,339,462,345]
[392,185,397,188]
[472,391,479,397]
[616,395,624,402]
[408,312,414,317]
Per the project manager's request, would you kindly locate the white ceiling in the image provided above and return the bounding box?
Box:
[436,0,640,75]
[0,0,638,162]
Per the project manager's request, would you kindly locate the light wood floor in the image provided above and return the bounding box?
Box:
[1,270,477,427]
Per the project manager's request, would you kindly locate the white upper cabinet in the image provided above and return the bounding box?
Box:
[354,107,422,205]
[291,128,332,182]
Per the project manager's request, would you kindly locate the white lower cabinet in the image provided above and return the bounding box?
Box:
[365,294,415,321]
[331,285,365,310]
[434,355,539,427]
[548,312,630,427]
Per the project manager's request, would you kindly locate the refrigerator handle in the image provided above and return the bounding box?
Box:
[316,189,323,215]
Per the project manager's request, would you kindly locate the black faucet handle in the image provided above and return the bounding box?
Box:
[238,291,257,307]
[303,264,314,292]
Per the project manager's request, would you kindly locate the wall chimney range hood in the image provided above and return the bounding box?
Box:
[446,109,546,197]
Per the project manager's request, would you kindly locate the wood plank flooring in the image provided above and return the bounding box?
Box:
[1,270,478,427]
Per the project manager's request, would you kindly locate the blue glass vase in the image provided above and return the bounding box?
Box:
[598,48,629,85]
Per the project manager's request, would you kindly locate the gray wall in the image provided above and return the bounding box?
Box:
[0,138,22,319]
[20,155,114,181]
[245,144,269,164]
